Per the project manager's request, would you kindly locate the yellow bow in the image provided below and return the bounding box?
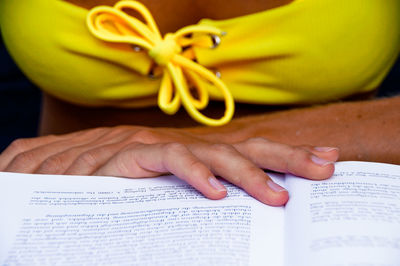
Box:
[86,0,234,126]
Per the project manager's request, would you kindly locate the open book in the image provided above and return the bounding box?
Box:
[1,161,399,266]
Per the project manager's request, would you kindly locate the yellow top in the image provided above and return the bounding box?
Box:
[1,0,399,126]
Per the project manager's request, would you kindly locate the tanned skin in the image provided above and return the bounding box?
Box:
[1,0,399,206]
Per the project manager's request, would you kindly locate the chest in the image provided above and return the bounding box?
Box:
[65,0,292,34]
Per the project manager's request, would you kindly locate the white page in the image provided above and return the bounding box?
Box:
[0,172,285,266]
[284,161,400,266]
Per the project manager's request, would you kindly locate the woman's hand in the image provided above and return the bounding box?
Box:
[0,126,339,206]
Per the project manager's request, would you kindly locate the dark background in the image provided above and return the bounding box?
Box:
[0,37,399,152]
[0,38,41,152]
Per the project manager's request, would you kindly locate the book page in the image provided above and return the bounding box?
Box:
[284,161,400,266]
[0,172,285,266]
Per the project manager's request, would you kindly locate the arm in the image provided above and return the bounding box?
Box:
[4,96,398,205]
[187,96,400,164]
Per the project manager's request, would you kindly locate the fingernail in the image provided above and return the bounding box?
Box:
[311,155,335,167]
[267,180,287,192]
[208,176,227,192]
[314,147,339,152]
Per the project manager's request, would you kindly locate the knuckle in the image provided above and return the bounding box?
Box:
[114,152,132,176]
[129,129,159,144]
[38,155,65,173]
[237,166,262,187]
[239,137,271,150]
[162,143,187,157]
[288,146,309,161]
[123,141,143,151]
[211,143,237,154]
[286,146,325,177]
[75,150,99,169]
[12,151,38,166]
[285,146,304,172]
[7,138,32,153]
[187,160,208,178]
[245,137,270,145]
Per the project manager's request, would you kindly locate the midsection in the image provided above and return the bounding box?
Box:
[39,0,294,134]
[64,0,293,35]
[39,93,288,135]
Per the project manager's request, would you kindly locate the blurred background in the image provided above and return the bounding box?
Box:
[0,37,41,152]
[0,36,399,153]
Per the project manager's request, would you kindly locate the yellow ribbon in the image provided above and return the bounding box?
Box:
[86,0,234,126]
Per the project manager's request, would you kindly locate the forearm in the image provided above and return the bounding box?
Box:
[186,96,400,163]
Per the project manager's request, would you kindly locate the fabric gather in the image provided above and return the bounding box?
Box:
[86,0,234,126]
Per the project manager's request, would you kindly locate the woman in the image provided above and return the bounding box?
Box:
[0,0,399,206]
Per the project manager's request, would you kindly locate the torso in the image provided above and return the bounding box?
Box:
[41,0,294,134]
[66,0,293,34]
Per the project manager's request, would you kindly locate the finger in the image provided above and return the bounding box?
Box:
[309,146,340,161]
[0,128,95,170]
[0,135,66,171]
[94,142,227,200]
[36,128,136,175]
[4,128,109,173]
[64,141,130,175]
[189,143,289,206]
[233,138,337,180]
[293,144,340,161]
